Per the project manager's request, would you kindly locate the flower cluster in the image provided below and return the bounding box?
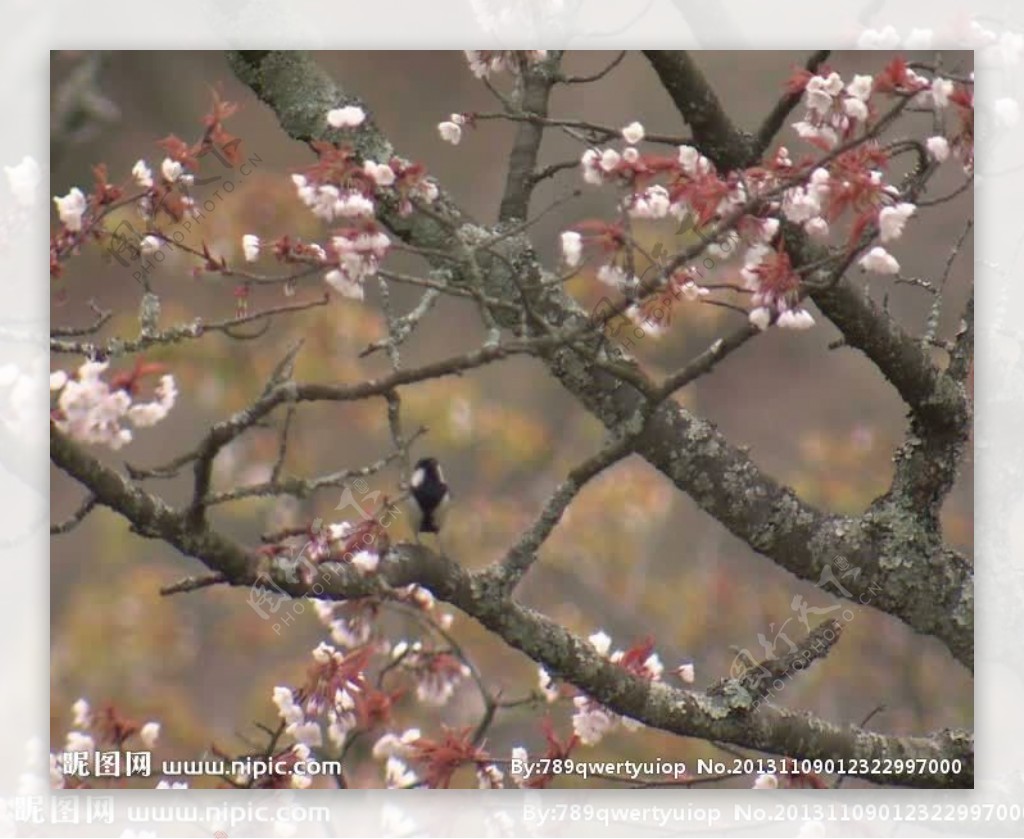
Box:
[50,360,177,450]
[131,154,197,224]
[573,632,665,745]
[237,234,330,300]
[292,172,375,222]
[325,227,391,300]
[560,230,583,267]
[261,570,464,788]
[621,268,712,337]
[271,643,379,758]
[577,141,801,327]
[287,125,442,299]
[326,105,366,129]
[742,244,814,331]
[389,641,471,706]
[438,113,466,145]
[507,717,580,789]
[790,71,876,149]
[52,698,162,789]
[788,61,964,153]
[53,187,88,231]
[380,725,498,789]
[50,93,246,280]
[293,517,389,574]
[372,727,424,788]
[566,59,972,334]
[464,50,547,79]
[536,631,687,748]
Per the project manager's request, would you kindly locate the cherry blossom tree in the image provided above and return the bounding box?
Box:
[49,49,973,790]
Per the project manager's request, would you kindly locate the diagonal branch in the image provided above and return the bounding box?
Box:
[805,261,967,432]
[753,50,832,158]
[494,321,766,594]
[51,424,254,582]
[641,51,755,172]
[488,432,639,593]
[50,494,98,535]
[48,423,972,788]
[51,300,112,338]
[709,618,844,704]
[640,51,973,661]
[227,50,973,671]
[557,51,627,85]
[643,51,970,440]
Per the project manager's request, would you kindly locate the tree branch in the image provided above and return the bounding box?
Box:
[488,431,639,593]
[498,53,561,222]
[50,294,329,357]
[753,50,832,158]
[639,49,972,659]
[642,53,969,442]
[948,288,973,384]
[160,572,228,596]
[47,422,973,788]
[50,424,255,582]
[227,50,973,671]
[710,619,844,703]
[50,494,98,535]
[805,263,966,432]
[557,51,627,85]
[51,300,112,338]
[641,51,755,172]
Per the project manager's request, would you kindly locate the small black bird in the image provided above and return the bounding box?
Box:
[409,457,450,535]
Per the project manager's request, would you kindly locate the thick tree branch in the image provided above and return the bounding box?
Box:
[226,50,972,671]
[50,424,254,582]
[639,52,973,666]
[807,267,967,432]
[641,51,756,172]
[48,423,972,787]
[498,53,560,222]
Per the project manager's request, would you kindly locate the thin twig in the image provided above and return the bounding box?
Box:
[51,301,113,338]
[160,572,228,596]
[50,495,98,535]
[473,110,690,147]
[924,219,973,346]
[707,619,845,703]
[51,294,329,356]
[557,51,628,85]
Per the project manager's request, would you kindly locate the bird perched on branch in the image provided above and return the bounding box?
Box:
[409,457,450,542]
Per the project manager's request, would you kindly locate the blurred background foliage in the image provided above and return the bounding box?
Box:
[50,50,972,788]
